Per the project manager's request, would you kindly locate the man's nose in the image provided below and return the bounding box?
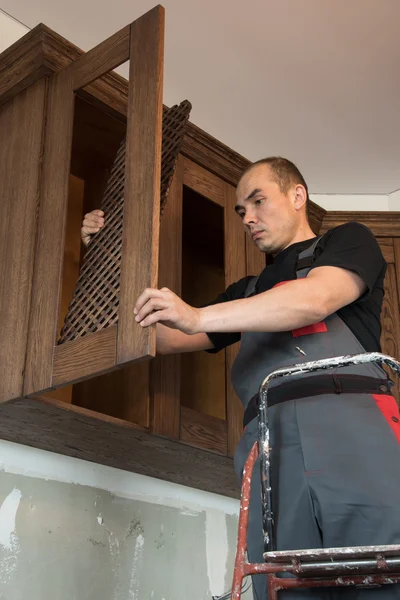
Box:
[243,209,257,226]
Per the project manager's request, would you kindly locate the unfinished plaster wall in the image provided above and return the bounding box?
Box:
[0,440,252,600]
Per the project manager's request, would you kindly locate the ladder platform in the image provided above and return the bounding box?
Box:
[264,545,400,563]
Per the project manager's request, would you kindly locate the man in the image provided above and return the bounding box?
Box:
[82,157,400,599]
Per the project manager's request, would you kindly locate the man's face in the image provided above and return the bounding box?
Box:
[235,164,300,255]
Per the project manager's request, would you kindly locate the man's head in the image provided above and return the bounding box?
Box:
[236,157,313,255]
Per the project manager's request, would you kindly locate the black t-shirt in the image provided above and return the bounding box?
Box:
[206,222,387,353]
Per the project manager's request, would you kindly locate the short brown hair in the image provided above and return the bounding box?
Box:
[242,156,309,201]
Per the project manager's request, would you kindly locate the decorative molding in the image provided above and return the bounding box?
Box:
[320,211,400,237]
[0,25,48,105]
[0,395,239,499]
[3,23,396,228]
[0,24,250,187]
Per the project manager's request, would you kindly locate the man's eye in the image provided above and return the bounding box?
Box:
[255,198,264,205]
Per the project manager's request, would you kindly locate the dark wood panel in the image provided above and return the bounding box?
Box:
[0,26,47,107]
[380,263,400,406]
[321,212,400,238]
[73,361,150,427]
[377,238,395,264]
[71,96,125,180]
[183,156,225,206]
[72,26,130,91]
[52,326,117,387]
[0,396,239,498]
[308,201,326,235]
[0,79,47,402]
[393,239,400,294]
[151,156,183,438]
[224,183,246,455]
[24,69,75,395]
[246,234,266,276]
[41,175,85,404]
[180,406,227,455]
[117,6,164,365]
[180,187,226,420]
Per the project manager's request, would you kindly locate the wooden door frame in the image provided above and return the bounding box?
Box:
[23,6,165,397]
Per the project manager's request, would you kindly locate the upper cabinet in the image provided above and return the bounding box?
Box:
[0,10,399,500]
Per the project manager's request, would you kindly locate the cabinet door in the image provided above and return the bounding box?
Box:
[22,7,164,397]
[377,237,400,406]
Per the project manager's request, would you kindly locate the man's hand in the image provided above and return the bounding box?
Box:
[81,209,105,247]
[134,287,201,334]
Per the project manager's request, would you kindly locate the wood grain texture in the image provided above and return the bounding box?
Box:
[0,24,249,187]
[52,326,117,387]
[0,79,47,402]
[151,156,183,438]
[180,406,228,455]
[0,25,47,107]
[377,238,395,264]
[117,6,164,365]
[71,96,125,180]
[73,360,150,427]
[180,187,226,420]
[320,212,400,237]
[41,175,85,404]
[183,156,225,206]
[380,262,400,406]
[24,68,75,395]
[224,182,247,455]
[71,166,151,427]
[308,201,326,234]
[0,396,239,498]
[72,26,130,91]
[393,239,400,301]
[246,234,266,276]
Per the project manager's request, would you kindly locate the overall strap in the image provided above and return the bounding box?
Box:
[296,235,324,279]
[244,234,327,296]
[244,275,259,298]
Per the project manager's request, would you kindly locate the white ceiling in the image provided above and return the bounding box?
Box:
[3,0,400,194]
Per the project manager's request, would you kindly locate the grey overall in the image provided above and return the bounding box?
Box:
[231,237,400,600]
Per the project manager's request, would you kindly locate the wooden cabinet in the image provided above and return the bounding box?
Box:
[1,15,399,502]
[320,215,400,405]
[0,12,257,498]
[66,156,252,463]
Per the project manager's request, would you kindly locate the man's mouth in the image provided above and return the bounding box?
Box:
[251,230,263,241]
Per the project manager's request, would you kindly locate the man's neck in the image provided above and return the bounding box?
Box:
[274,224,316,257]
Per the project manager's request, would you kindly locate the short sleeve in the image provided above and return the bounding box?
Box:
[204,276,254,353]
[310,222,386,299]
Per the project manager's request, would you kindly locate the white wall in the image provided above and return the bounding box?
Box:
[310,194,389,211]
[388,189,400,211]
[0,440,248,600]
[0,9,28,52]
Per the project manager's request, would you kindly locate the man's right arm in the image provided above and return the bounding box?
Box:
[156,323,214,354]
[81,210,214,355]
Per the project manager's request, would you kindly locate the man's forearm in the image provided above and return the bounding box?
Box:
[197,278,327,334]
[156,323,214,354]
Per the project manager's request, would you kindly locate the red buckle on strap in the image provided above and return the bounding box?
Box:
[292,322,328,337]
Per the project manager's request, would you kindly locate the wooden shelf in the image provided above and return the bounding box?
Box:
[0,395,239,498]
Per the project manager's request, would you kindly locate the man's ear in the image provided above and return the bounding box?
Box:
[293,184,308,211]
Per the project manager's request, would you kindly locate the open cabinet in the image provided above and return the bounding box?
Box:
[0,6,259,499]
